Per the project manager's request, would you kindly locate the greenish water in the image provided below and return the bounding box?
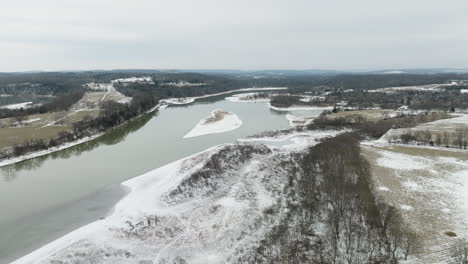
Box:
[0,95,322,263]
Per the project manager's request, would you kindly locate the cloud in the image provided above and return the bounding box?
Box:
[1,0,467,71]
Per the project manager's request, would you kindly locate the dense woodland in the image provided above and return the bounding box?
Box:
[239,133,416,263]
[271,89,468,111]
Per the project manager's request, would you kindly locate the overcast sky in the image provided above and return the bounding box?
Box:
[1,0,468,72]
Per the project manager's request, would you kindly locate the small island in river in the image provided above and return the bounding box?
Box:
[183,109,242,138]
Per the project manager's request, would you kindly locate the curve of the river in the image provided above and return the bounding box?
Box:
[0,92,324,263]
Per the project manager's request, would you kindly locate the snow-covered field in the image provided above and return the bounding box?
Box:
[183,109,242,138]
[377,114,468,144]
[0,101,33,109]
[366,84,446,93]
[12,129,338,264]
[363,143,468,263]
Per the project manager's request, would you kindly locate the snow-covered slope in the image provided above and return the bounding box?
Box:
[13,131,338,264]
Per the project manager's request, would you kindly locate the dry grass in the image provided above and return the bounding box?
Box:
[328,109,393,122]
[0,110,99,150]
[60,110,100,124]
[0,126,70,149]
[362,144,468,263]
[204,110,229,124]
[0,84,126,151]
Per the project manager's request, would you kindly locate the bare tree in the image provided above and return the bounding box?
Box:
[450,239,468,264]
[15,115,26,127]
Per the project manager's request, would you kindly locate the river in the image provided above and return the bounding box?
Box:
[0,93,324,263]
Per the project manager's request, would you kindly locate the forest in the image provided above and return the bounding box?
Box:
[238,133,416,263]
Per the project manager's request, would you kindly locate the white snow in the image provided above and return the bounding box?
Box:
[0,101,33,109]
[162,81,205,87]
[161,97,196,105]
[239,130,345,151]
[14,118,41,126]
[376,150,430,170]
[112,76,154,84]
[400,204,413,211]
[402,180,423,191]
[11,145,222,264]
[268,103,333,112]
[162,87,288,106]
[285,114,314,127]
[367,84,445,93]
[183,109,242,138]
[225,93,270,103]
[0,133,103,168]
[378,186,390,191]
[11,125,340,264]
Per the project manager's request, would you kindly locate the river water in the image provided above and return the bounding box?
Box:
[0,93,323,263]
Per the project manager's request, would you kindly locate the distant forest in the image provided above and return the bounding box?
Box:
[1,70,467,119]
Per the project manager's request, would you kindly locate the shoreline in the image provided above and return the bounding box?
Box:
[11,144,227,264]
[0,103,163,168]
[268,103,333,111]
[0,87,287,168]
[12,129,341,263]
[162,87,288,105]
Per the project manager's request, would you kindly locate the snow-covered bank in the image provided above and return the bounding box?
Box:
[0,133,103,168]
[285,113,315,127]
[0,104,166,168]
[268,103,332,112]
[225,93,270,103]
[12,129,340,264]
[162,87,287,106]
[11,145,225,264]
[183,109,242,138]
[238,129,344,151]
[0,101,34,109]
[362,144,468,263]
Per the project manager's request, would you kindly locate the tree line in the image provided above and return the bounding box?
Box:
[388,128,468,149]
[238,133,418,263]
[0,90,158,160]
[307,112,449,140]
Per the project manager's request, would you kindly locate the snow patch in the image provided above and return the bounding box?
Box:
[376,150,429,170]
[225,93,270,103]
[400,204,413,211]
[377,186,390,192]
[183,109,242,138]
[0,101,33,109]
[268,103,333,112]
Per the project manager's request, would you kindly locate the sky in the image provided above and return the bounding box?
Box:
[1,0,468,72]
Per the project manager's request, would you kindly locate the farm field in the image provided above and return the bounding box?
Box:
[363,144,468,263]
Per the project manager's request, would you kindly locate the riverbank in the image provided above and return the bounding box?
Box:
[268,103,333,111]
[162,87,288,106]
[12,129,339,264]
[0,88,289,168]
[0,103,164,168]
[1,94,295,264]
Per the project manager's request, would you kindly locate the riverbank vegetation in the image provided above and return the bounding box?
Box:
[308,111,450,140]
[237,133,418,263]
